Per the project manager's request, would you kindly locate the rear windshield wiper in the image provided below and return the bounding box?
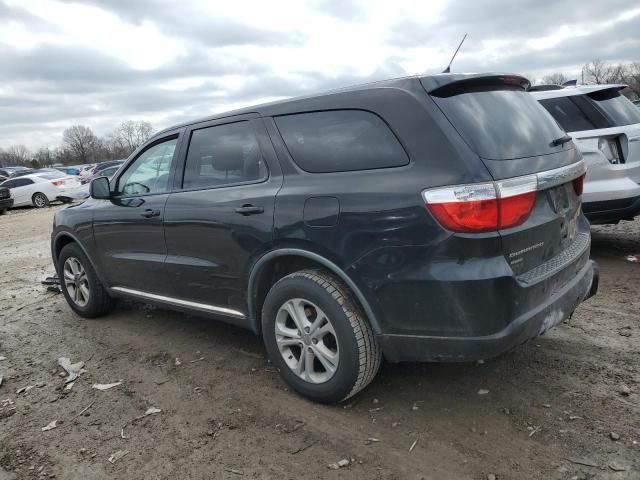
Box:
[550,135,573,147]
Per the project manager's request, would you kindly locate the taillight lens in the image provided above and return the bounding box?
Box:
[51,180,64,187]
[572,173,585,196]
[423,175,538,233]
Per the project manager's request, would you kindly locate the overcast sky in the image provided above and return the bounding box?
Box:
[2,0,640,151]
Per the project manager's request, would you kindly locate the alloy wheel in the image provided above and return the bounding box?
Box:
[275,298,339,384]
[63,257,90,307]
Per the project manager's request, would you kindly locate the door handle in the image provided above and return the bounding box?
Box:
[141,209,161,218]
[235,205,264,216]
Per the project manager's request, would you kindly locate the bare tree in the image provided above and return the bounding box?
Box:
[110,121,154,157]
[1,145,32,165]
[542,72,570,85]
[34,147,53,167]
[63,125,100,164]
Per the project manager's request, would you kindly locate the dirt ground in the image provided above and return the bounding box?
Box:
[0,205,638,480]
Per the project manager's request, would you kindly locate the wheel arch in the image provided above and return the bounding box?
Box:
[52,231,106,285]
[247,249,381,335]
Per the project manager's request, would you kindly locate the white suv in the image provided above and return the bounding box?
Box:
[531,84,640,224]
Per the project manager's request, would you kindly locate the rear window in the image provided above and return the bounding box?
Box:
[37,173,63,180]
[588,89,640,126]
[275,110,409,173]
[539,97,597,132]
[432,86,566,160]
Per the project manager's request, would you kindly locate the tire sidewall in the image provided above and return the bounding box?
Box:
[262,274,361,403]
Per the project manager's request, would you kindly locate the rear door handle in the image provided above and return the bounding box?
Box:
[141,209,161,218]
[235,205,264,216]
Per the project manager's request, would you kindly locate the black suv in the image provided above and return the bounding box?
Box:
[52,73,598,403]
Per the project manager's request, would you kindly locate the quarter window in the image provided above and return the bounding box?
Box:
[117,138,178,196]
[183,122,267,189]
[274,110,409,173]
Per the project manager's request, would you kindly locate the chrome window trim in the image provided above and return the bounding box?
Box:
[536,160,586,191]
[111,286,245,319]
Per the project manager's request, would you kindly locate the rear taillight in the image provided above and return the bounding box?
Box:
[51,180,64,187]
[572,173,585,196]
[423,176,537,233]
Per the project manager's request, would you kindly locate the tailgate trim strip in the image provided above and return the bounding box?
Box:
[536,160,586,192]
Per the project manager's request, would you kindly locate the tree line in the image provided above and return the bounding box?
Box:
[539,60,640,99]
[0,120,154,168]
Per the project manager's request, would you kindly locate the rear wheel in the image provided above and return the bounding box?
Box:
[32,192,49,208]
[58,243,115,318]
[262,269,381,404]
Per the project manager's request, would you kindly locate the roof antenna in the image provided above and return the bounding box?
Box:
[442,34,468,73]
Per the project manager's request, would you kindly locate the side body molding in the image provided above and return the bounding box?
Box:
[247,248,381,335]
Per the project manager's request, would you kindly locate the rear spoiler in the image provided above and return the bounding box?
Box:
[421,73,531,97]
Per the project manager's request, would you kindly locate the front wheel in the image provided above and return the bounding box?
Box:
[32,192,49,208]
[58,243,116,318]
[262,269,381,404]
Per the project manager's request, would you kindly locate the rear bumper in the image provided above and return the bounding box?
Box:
[583,195,640,224]
[380,259,598,363]
[0,198,13,210]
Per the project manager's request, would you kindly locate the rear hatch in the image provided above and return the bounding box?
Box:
[421,74,587,277]
[537,86,640,183]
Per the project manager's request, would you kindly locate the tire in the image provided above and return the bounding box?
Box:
[262,269,381,404]
[58,243,116,318]
[32,192,49,208]
[60,197,73,204]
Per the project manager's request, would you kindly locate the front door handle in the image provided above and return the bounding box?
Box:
[141,209,161,218]
[235,205,264,216]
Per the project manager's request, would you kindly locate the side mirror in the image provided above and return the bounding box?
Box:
[90,176,111,200]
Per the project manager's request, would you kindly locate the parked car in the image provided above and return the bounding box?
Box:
[0,166,30,181]
[531,84,640,224]
[56,166,81,176]
[51,73,598,403]
[0,186,13,214]
[8,168,63,179]
[90,160,125,177]
[1,172,82,208]
[80,164,121,184]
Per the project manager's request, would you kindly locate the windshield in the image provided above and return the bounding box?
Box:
[432,86,566,160]
[587,89,640,126]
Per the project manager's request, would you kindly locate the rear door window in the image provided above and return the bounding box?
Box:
[274,110,409,173]
[587,89,640,126]
[431,86,566,160]
[538,97,597,132]
[182,121,267,189]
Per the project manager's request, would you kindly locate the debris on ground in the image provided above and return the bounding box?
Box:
[608,461,629,472]
[108,450,129,464]
[70,401,94,421]
[365,437,380,445]
[566,457,598,467]
[528,425,542,437]
[224,467,244,475]
[0,375,3,387]
[144,407,161,416]
[619,384,631,396]
[328,459,350,470]
[0,356,7,361]
[478,389,490,395]
[609,432,620,441]
[92,381,122,391]
[16,385,35,394]
[409,440,418,453]
[58,357,86,383]
[487,474,496,480]
[41,275,61,293]
[41,420,58,432]
[174,358,181,366]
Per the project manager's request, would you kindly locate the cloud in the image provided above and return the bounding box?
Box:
[1,0,639,151]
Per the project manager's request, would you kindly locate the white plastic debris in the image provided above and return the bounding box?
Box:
[145,407,161,416]
[41,420,58,431]
[16,385,35,394]
[477,389,490,395]
[174,358,181,366]
[64,381,75,391]
[0,356,7,361]
[58,357,86,383]
[625,255,638,262]
[0,375,3,387]
[108,450,129,463]
[92,381,122,391]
